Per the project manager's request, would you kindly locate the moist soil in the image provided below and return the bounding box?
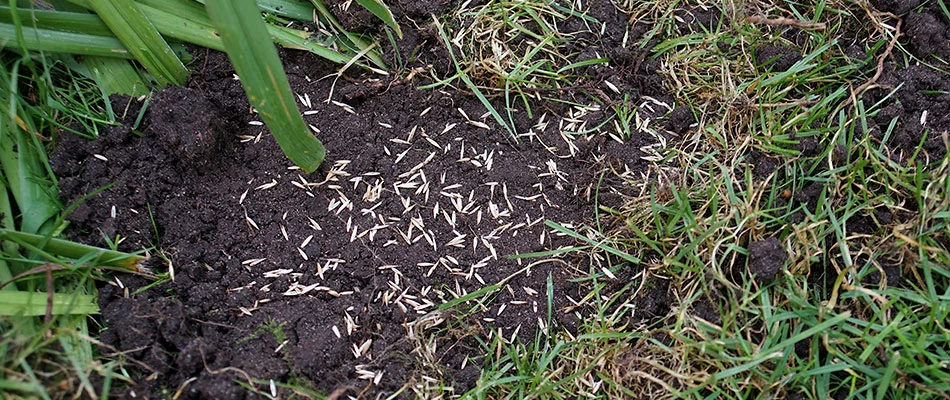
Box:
[52,2,675,398]
[49,1,950,399]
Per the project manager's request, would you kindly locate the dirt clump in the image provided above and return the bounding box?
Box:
[754,44,802,72]
[747,238,787,283]
[871,0,950,64]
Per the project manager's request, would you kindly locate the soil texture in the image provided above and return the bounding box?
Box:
[747,238,787,284]
[49,1,950,398]
[52,2,678,398]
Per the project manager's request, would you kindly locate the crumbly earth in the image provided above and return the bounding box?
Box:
[747,238,787,283]
[50,1,950,399]
[52,2,679,398]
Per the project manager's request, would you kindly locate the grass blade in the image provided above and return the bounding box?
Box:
[66,0,360,67]
[432,17,516,138]
[138,0,353,65]
[269,24,353,65]
[206,0,326,173]
[545,220,640,263]
[67,0,224,51]
[135,2,224,51]
[256,0,318,20]
[0,229,145,271]
[86,0,187,85]
[0,22,129,57]
[0,93,59,235]
[0,6,113,36]
[0,291,97,316]
[0,188,14,290]
[309,0,387,69]
[76,56,149,97]
[353,0,401,38]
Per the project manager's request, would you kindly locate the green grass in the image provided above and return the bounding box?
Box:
[406,0,950,399]
[4,0,950,397]
[237,318,287,346]
[0,51,147,398]
[421,0,611,138]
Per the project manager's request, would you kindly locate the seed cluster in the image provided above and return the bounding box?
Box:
[224,85,671,391]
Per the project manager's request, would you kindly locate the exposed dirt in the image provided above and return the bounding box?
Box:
[864,65,950,164]
[48,1,950,398]
[51,2,681,399]
[746,238,787,284]
[865,0,950,165]
[871,0,950,63]
[754,45,802,73]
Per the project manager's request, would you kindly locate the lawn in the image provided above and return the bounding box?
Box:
[2,0,949,399]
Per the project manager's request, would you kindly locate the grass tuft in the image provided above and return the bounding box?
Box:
[411,1,950,398]
[424,0,611,137]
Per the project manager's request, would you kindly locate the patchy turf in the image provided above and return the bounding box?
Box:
[42,0,950,398]
[51,1,680,397]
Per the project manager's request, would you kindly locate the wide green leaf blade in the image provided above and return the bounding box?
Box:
[71,0,357,66]
[82,56,150,97]
[256,0,318,20]
[0,22,130,57]
[0,291,97,316]
[0,85,59,236]
[135,2,223,51]
[86,0,187,86]
[0,5,113,36]
[269,24,353,65]
[191,0,317,20]
[0,229,146,271]
[138,0,352,63]
[353,0,401,38]
[205,0,326,173]
[70,0,225,51]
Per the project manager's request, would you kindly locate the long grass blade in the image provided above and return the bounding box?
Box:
[353,0,401,38]
[0,6,112,36]
[0,291,97,316]
[137,0,353,64]
[0,229,145,271]
[79,56,149,97]
[0,89,59,235]
[432,17,516,138]
[255,0,318,20]
[117,0,357,65]
[309,0,387,69]
[206,0,325,173]
[135,2,223,51]
[545,220,640,263]
[86,0,187,85]
[0,22,129,57]
[269,24,353,65]
[0,186,14,290]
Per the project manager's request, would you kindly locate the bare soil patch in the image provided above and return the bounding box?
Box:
[52,2,677,398]
[48,1,950,398]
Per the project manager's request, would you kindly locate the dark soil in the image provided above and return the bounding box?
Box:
[857,0,950,165]
[754,45,802,73]
[52,2,679,399]
[746,238,788,284]
[48,1,950,398]
[871,0,950,63]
